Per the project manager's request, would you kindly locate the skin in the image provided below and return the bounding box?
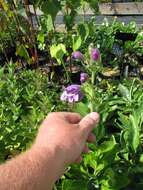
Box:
[0,112,99,190]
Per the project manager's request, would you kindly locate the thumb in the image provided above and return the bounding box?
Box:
[79,112,99,135]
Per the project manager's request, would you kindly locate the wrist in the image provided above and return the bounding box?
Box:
[31,143,66,182]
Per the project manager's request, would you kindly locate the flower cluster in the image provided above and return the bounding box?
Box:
[60,85,83,103]
[61,48,100,103]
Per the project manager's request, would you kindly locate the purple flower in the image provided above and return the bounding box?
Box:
[91,48,100,61]
[72,51,84,61]
[80,73,88,83]
[60,84,83,103]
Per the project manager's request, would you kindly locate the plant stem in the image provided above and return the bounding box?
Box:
[24,1,38,66]
[91,71,95,85]
[33,5,40,27]
[90,71,96,112]
[90,102,94,113]
[62,61,71,83]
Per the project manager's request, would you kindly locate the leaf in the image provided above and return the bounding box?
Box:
[50,43,67,65]
[62,179,87,190]
[95,123,105,142]
[95,136,119,173]
[118,84,131,101]
[73,102,89,116]
[82,83,94,99]
[118,112,129,130]
[101,168,129,190]
[118,111,140,152]
[46,15,54,32]
[16,44,30,61]
[99,136,117,154]
[77,23,89,42]
[129,114,140,152]
[72,35,82,51]
[37,33,45,43]
[139,154,143,163]
[41,0,61,22]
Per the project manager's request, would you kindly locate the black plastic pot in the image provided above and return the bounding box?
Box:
[48,63,63,74]
[115,32,137,42]
[70,71,81,84]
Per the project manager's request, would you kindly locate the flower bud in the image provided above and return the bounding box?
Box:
[80,73,88,84]
[91,48,100,62]
[72,51,84,61]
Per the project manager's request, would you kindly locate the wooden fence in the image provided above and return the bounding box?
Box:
[30,2,143,29]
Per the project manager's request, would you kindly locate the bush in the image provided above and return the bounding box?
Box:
[0,63,65,162]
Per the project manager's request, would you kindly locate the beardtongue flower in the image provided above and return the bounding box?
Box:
[72,51,84,61]
[91,48,100,61]
[60,84,83,103]
[80,73,88,83]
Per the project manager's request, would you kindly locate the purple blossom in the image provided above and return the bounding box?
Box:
[80,73,88,83]
[60,84,83,103]
[91,48,100,61]
[72,51,84,61]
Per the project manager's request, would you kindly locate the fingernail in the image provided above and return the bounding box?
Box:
[89,112,100,122]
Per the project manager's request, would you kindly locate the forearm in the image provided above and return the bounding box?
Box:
[0,146,64,190]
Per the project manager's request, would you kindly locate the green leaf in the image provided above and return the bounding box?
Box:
[46,15,54,32]
[77,23,89,42]
[41,0,61,22]
[62,180,87,190]
[37,33,45,43]
[95,123,105,142]
[101,168,129,190]
[129,114,140,152]
[139,154,143,163]
[118,111,140,152]
[99,136,117,154]
[16,44,30,61]
[72,35,82,51]
[73,102,89,116]
[82,83,94,99]
[118,84,131,101]
[95,136,119,173]
[50,43,67,65]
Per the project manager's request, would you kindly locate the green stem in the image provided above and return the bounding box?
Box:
[91,71,95,85]
[90,102,94,113]
[90,71,96,112]
[62,61,71,83]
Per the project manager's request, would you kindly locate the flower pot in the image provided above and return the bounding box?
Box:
[115,32,137,42]
[70,72,81,84]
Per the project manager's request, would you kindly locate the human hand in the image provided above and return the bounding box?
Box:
[0,112,99,190]
[34,112,99,166]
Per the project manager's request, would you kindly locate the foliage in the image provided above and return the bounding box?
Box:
[58,78,143,190]
[0,63,66,162]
